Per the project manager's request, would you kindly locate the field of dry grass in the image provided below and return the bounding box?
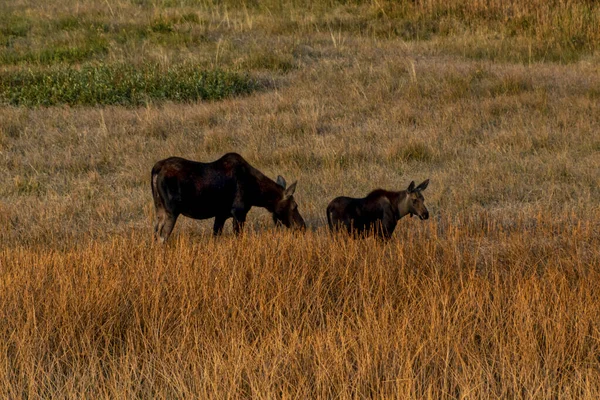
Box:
[1,0,600,398]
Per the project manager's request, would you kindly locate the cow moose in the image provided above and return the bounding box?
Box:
[151,153,305,242]
[326,180,430,239]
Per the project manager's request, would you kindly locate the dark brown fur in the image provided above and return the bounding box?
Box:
[326,180,430,239]
[151,153,305,242]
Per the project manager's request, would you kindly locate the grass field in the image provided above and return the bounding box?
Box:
[1,0,600,397]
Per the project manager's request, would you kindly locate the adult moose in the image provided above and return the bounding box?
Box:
[151,153,305,242]
[326,180,430,239]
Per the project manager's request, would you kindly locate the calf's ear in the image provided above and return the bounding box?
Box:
[416,179,430,192]
[407,181,415,192]
[283,181,297,198]
[276,175,287,188]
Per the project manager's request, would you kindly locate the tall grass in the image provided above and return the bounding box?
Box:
[1,213,598,398]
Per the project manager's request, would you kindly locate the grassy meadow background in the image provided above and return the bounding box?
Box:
[1,0,600,397]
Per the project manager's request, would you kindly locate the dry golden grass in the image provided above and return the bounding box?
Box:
[1,0,600,398]
[1,218,599,398]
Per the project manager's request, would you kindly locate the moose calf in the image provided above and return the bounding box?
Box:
[326,180,430,239]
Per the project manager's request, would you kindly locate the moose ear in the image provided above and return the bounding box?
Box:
[407,181,416,192]
[283,181,297,198]
[276,175,287,188]
[416,179,430,192]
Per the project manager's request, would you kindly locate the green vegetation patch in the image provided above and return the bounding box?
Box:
[0,37,109,65]
[0,64,258,107]
[1,14,32,38]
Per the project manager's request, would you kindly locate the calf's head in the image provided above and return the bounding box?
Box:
[273,176,306,230]
[405,179,430,220]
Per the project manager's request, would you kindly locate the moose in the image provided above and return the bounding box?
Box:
[326,179,430,239]
[151,153,305,242]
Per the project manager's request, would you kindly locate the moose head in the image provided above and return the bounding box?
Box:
[273,175,306,230]
[405,179,430,220]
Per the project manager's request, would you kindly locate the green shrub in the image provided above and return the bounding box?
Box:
[0,64,258,107]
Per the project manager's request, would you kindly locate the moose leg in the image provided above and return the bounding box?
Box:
[159,213,178,243]
[344,217,355,235]
[375,222,391,240]
[231,186,247,235]
[231,208,247,235]
[154,208,167,241]
[153,216,161,240]
[379,220,397,240]
[213,215,227,236]
[379,205,396,240]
